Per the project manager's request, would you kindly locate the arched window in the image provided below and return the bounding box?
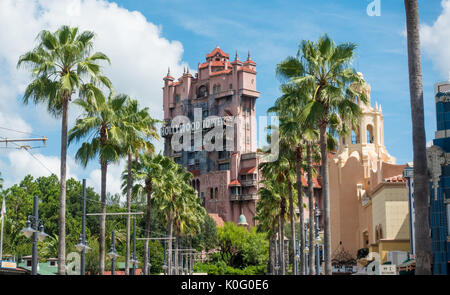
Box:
[196,179,200,197]
[198,85,207,98]
[352,129,360,144]
[366,125,374,144]
[213,84,221,94]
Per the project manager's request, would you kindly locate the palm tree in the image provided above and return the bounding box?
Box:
[68,93,126,274]
[404,0,432,275]
[17,26,112,274]
[120,99,160,274]
[122,153,165,275]
[277,35,367,274]
[256,182,282,274]
[152,157,179,275]
[260,152,293,275]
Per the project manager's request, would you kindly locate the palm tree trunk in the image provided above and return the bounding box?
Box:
[319,124,331,275]
[125,152,132,275]
[295,146,305,275]
[99,160,107,275]
[143,178,152,275]
[280,197,286,275]
[167,211,173,275]
[58,97,68,275]
[307,141,316,275]
[287,179,297,275]
[404,0,432,275]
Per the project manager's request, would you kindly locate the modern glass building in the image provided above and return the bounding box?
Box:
[427,80,450,275]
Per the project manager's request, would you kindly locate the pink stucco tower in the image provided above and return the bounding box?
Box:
[162,47,261,226]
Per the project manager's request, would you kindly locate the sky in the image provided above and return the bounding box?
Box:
[0,0,449,196]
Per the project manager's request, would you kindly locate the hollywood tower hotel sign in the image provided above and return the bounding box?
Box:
[161,47,262,226]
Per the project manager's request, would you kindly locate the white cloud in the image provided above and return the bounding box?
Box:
[421,0,450,80]
[0,0,186,186]
[0,150,78,188]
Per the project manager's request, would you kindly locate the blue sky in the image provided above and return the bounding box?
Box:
[111,0,442,163]
[0,0,448,194]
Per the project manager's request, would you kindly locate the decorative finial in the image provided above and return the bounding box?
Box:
[235,50,239,61]
[167,67,170,76]
[187,67,189,74]
[248,50,251,61]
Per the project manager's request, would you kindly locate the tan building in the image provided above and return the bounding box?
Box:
[329,73,410,266]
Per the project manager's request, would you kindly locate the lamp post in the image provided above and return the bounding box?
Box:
[162,239,167,275]
[147,240,151,275]
[295,239,300,275]
[131,217,138,275]
[314,204,321,275]
[303,223,309,275]
[21,195,48,275]
[75,179,91,275]
[108,230,119,275]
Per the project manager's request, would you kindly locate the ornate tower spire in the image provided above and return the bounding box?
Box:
[247,50,251,61]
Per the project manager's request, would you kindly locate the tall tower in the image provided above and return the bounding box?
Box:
[161,47,261,226]
[335,72,396,181]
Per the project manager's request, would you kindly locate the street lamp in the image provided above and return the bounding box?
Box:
[130,217,138,275]
[108,230,119,275]
[303,223,309,275]
[314,204,321,275]
[21,195,48,275]
[76,179,90,275]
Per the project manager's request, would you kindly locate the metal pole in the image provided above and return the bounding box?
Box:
[81,179,86,275]
[304,224,308,275]
[32,195,38,275]
[132,217,137,275]
[163,240,167,275]
[111,230,116,275]
[147,239,151,275]
[315,205,320,275]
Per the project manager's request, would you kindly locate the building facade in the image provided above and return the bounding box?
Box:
[162,47,261,226]
[329,74,411,265]
[427,80,450,275]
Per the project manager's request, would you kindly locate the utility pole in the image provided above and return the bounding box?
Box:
[0,137,47,148]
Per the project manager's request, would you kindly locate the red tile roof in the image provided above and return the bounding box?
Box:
[206,47,229,58]
[240,67,256,74]
[229,179,241,186]
[189,169,200,177]
[383,174,406,183]
[209,213,225,227]
[301,176,321,188]
[210,69,232,77]
[240,167,257,174]
[244,59,256,65]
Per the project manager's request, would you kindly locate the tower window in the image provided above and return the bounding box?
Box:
[366,125,374,144]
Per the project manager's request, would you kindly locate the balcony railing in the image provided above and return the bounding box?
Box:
[241,152,257,160]
[241,179,257,186]
[230,194,240,201]
[241,193,258,201]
